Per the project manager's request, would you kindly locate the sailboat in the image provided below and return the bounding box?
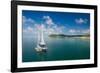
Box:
[35,24,47,52]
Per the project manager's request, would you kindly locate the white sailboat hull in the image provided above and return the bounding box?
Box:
[35,45,47,52]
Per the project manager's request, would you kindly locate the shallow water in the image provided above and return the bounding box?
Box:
[22,36,90,62]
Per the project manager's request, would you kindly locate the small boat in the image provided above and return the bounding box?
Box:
[35,24,47,52]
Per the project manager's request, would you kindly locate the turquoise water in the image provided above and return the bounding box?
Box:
[22,36,90,62]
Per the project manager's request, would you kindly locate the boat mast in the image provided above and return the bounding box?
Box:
[40,24,45,45]
[37,29,40,46]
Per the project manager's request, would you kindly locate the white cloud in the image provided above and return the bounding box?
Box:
[22,16,26,24]
[47,28,55,34]
[43,16,50,19]
[27,26,34,32]
[43,16,65,34]
[34,24,41,30]
[82,29,90,34]
[68,29,90,35]
[75,18,88,24]
[69,29,76,33]
[50,25,66,34]
[43,16,68,35]
[43,16,54,26]
[56,27,63,33]
[27,18,34,23]
[23,26,34,33]
[22,16,39,37]
[22,16,35,25]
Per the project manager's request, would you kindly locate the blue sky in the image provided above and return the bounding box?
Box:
[22,10,90,36]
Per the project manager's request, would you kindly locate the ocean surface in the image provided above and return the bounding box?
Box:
[22,36,90,62]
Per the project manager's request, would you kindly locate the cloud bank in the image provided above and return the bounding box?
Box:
[75,18,88,24]
[22,15,90,37]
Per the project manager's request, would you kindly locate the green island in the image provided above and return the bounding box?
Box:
[49,34,90,38]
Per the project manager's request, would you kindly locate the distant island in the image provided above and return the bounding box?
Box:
[49,34,90,38]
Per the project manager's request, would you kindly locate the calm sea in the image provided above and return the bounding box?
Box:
[22,36,90,62]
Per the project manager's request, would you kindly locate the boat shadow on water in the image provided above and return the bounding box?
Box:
[35,50,48,61]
